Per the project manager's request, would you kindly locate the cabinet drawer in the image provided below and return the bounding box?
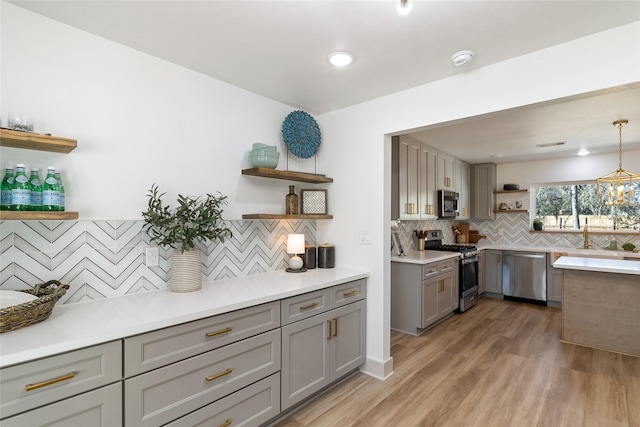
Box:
[439,259,456,274]
[164,373,280,427]
[1,382,122,427]
[423,263,440,279]
[281,289,330,325]
[125,329,281,427]
[0,341,122,419]
[330,279,366,308]
[125,301,279,377]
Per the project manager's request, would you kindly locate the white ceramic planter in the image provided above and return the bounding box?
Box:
[171,248,202,292]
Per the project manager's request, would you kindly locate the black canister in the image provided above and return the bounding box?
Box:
[318,244,335,268]
[304,245,316,269]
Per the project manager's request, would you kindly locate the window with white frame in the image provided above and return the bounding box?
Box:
[533,181,639,231]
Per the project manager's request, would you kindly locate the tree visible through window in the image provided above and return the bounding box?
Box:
[534,182,639,230]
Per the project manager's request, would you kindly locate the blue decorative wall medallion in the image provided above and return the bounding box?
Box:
[282,110,321,159]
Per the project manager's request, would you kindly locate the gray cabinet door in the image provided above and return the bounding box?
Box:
[471,163,496,220]
[484,250,503,294]
[438,273,455,316]
[281,312,331,410]
[422,278,440,327]
[330,300,366,380]
[1,383,122,427]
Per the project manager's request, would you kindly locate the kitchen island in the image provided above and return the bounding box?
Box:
[553,256,640,357]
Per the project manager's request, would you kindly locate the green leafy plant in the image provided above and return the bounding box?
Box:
[622,242,636,251]
[533,218,543,225]
[142,184,232,253]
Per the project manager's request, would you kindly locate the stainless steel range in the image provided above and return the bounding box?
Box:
[423,230,479,312]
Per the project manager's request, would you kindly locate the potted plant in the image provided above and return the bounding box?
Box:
[533,217,543,231]
[622,242,636,252]
[142,184,232,292]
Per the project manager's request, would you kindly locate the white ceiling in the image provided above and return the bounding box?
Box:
[8,0,640,164]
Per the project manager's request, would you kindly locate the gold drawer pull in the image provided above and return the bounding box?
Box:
[300,303,317,311]
[206,368,233,382]
[343,290,357,298]
[206,327,233,337]
[327,320,332,340]
[219,420,232,427]
[25,372,75,392]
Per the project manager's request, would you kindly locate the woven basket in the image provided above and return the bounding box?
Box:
[0,280,69,333]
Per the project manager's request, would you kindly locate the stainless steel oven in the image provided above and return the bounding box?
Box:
[438,190,459,218]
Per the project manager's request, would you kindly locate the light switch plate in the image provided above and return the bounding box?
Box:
[145,247,159,266]
[359,230,372,245]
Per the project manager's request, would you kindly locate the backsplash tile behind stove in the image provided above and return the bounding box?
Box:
[393,212,640,252]
[0,219,316,305]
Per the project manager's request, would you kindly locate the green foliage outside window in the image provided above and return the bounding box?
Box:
[534,182,638,230]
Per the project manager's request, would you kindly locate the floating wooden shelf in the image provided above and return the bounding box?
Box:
[0,211,79,220]
[494,189,529,194]
[494,209,529,214]
[0,128,77,153]
[242,168,333,184]
[242,214,333,220]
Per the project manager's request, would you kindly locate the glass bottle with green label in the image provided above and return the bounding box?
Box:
[54,171,65,212]
[1,167,14,211]
[29,168,43,211]
[42,167,60,211]
[11,164,30,211]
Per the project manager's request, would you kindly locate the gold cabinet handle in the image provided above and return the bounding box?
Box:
[327,320,332,340]
[333,318,338,337]
[206,327,233,337]
[300,302,317,311]
[206,368,233,382]
[25,372,75,392]
[488,208,492,217]
[219,420,232,427]
[343,290,357,298]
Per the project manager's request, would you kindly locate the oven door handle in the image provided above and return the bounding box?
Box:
[461,256,478,265]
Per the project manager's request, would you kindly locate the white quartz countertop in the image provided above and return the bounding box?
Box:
[553,256,640,275]
[0,268,369,368]
[391,250,461,264]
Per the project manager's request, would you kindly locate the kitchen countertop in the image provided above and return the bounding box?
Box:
[391,250,461,265]
[0,268,368,368]
[553,256,640,275]
[478,244,640,259]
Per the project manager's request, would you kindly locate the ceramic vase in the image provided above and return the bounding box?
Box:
[171,248,202,292]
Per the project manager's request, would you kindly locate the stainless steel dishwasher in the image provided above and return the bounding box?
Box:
[502,251,547,304]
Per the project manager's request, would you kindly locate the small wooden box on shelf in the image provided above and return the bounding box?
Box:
[1,128,79,220]
[241,168,333,220]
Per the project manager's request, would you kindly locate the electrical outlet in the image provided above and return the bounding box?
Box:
[498,229,504,236]
[145,247,159,266]
[359,230,372,245]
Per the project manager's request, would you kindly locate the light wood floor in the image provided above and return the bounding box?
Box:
[274,297,640,427]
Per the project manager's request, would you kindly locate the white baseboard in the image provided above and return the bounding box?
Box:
[360,356,394,380]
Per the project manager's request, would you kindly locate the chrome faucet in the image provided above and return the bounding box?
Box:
[583,224,592,249]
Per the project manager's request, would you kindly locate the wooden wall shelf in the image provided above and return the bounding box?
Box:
[0,128,77,153]
[242,214,333,220]
[242,168,333,184]
[0,211,79,221]
[494,209,529,214]
[494,189,529,194]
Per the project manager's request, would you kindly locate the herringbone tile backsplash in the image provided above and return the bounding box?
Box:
[0,219,316,305]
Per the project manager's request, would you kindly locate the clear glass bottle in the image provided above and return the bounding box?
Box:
[1,167,14,211]
[42,166,60,211]
[29,168,43,211]
[285,185,299,215]
[11,164,30,211]
[54,171,65,211]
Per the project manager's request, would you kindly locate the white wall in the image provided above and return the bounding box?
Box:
[1,2,304,220]
[3,1,639,380]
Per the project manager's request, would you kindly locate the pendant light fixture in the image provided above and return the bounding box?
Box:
[596,119,640,206]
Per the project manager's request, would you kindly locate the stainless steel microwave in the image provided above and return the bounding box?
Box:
[438,190,459,218]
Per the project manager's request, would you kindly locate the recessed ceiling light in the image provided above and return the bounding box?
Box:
[397,0,412,15]
[327,52,354,67]
[577,148,590,156]
[451,50,474,66]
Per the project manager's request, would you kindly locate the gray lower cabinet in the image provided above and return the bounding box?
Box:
[547,253,563,305]
[281,279,366,411]
[391,258,458,336]
[1,383,122,427]
[0,341,123,425]
[483,249,502,295]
